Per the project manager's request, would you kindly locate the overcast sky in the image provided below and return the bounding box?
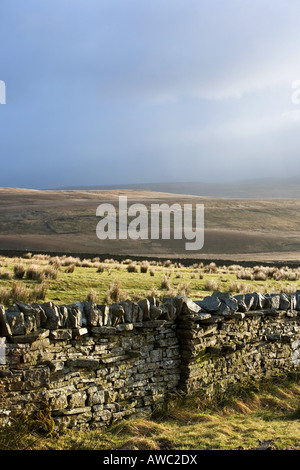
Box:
[0,0,300,189]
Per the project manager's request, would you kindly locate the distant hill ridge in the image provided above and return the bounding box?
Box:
[57,177,300,199]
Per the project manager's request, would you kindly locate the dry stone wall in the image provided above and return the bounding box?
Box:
[0,291,299,430]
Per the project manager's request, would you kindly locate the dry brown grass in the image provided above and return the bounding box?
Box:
[13,264,26,279]
[0,270,12,280]
[140,262,149,273]
[105,279,127,303]
[177,282,191,297]
[0,281,48,306]
[86,288,99,304]
[26,264,42,281]
[228,281,252,294]
[65,263,76,273]
[204,279,221,291]
[161,274,171,290]
[96,263,105,273]
[42,266,58,280]
[127,263,138,273]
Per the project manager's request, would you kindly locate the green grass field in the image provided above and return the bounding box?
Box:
[0,253,300,307]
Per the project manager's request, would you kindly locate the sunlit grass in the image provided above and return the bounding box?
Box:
[0,254,300,306]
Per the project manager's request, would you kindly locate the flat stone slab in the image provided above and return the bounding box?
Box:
[134,320,167,328]
[197,296,221,313]
[50,329,72,341]
[7,329,50,344]
[67,358,100,369]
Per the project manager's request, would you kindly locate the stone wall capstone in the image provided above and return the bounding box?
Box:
[0,291,299,430]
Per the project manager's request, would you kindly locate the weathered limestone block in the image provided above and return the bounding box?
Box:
[73,302,87,326]
[109,304,125,326]
[72,327,88,339]
[165,296,200,316]
[68,391,87,409]
[23,366,50,390]
[67,358,100,369]
[150,349,163,362]
[295,290,300,310]
[265,294,281,310]
[161,301,177,320]
[150,305,164,320]
[50,393,69,410]
[119,300,143,323]
[256,293,267,309]
[65,304,82,328]
[234,294,248,312]
[32,303,47,327]
[57,305,68,328]
[197,296,221,313]
[87,386,105,406]
[50,329,72,341]
[241,293,254,311]
[217,303,232,316]
[81,301,99,326]
[42,302,62,329]
[0,306,12,336]
[98,305,110,326]
[147,295,159,307]
[0,337,6,365]
[181,297,201,315]
[244,292,264,310]
[138,299,151,320]
[9,302,42,334]
[212,292,238,314]
[279,293,291,311]
[234,292,265,313]
[6,310,26,336]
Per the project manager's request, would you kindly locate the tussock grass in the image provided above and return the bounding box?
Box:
[140,262,149,273]
[127,263,138,273]
[104,279,127,304]
[86,288,99,304]
[0,269,12,280]
[161,274,171,290]
[96,263,105,273]
[1,252,300,307]
[0,281,48,306]
[26,264,42,281]
[0,287,10,305]
[204,279,221,291]
[42,265,58,280]
[13,264,26,279]
[176,282,191,297]
[65,263,75,273]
